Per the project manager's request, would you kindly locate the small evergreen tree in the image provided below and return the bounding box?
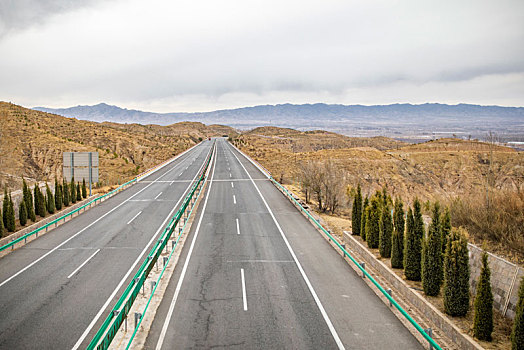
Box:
[361,196,369,241]
[422,202,443,296]
[351,184,362,235]
[46,184,55,214]
[441,207,451,254]
[511,276,524,350]
[366,197,381,249]
[404,206,422,281]
[35,185,46,217]
[70,177,76,204]
[76,183,81,201]
[0,208,4,237]
[6,194,15,232]
[474,252,493,341]
[391,198,405,268]
[55,177,62,211]
[62,179,70,207]
[2,187,8,228]
[443,228,470,316]
[379,203,393,258]
[19,200,28,226]
[82,178,87,198]
[23,179,36,222]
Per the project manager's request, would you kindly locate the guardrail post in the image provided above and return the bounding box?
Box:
[359,262,366,278]
[150,281,156,293]
[386,289,392,306]
[341,243,346,257]
[424,328,433,350]
[134,312,142,329]
[163,256,168,267]
[171,240,176,251]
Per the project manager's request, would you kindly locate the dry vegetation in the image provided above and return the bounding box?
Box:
[232,127,524,264]
[0,102,238,190]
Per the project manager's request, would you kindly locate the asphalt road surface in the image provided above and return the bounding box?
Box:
[145,138,421,349]
[0,140,214,349]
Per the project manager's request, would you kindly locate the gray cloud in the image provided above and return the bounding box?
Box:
[0,0,111,37]
[0,0,523,111]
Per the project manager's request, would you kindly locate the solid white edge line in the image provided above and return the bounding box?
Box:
[236,218,240,235]
[229,144,345,350]
[155,143,216,350]
[71,145,212,350]
[67,249,101,279]
[127,211,142,225]
[241,268,247,311]
[229,143,271,179]
[155,192,163,200]
[0,145,202,289]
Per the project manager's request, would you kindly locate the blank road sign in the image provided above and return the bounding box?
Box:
[63,152,99,182]
[63,152,99,167]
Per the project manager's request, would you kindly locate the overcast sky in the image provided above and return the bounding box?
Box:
[0,0,523,112]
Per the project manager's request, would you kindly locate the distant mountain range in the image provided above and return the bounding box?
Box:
[34,102,524,141]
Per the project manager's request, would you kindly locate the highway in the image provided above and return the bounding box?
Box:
[0,140,214,349]
[145,138,421,349]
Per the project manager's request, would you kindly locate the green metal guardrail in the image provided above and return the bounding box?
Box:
[271,178,442,350]
[124,156,209,350]
[0,178,137,253]
[86,142,214,350]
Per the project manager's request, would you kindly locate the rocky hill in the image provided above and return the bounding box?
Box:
[0,102,237,190]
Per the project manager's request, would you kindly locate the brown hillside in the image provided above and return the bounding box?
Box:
[0,102,237,189]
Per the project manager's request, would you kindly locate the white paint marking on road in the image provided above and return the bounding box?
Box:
[67,249,101,279]
[227,260,294,263]
[71,146,212,350]
[233,195,236,204]
[241,268,248,311]
[231,182,234,188]
[155,144,217,350]
[179,172,183,176]
[154,191,163,200]
[170,181,174,186]
[127,211,142,225]
[230,144,345,350]
[229,173,232,178]
[236,218,240,235]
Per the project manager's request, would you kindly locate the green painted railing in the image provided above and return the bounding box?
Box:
[271,178,442,350]
[86,142,214,350]
[0,178,136,253]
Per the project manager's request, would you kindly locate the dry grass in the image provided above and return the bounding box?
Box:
[0,102,238,190]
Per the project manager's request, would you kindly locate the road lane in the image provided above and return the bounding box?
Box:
[145,138,421,349]
[0,140,213,349]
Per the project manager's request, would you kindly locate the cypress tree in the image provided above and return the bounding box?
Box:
[70,177,76,204]
[473,252,493,341]
[55,178,62,211]
[22,179,36,222]
[0,207,4,237]
[35,185,46,217]
[82,178,87,198]
[46,184,55,214]
[391,198,405,268]
[352,184,362,235]
[441,207,451,254]
[19,200,28,226]
[443,228,470,316]
[2,187,8,228]
[404,206,422,281]
[379,203,393,258]
[76,183,81,201]
[366,196,381,249]
[511,276,524,350]
[361,196,369,241]
[63,179,70,207]
[6,194,15,232]
[422,202,443,296]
